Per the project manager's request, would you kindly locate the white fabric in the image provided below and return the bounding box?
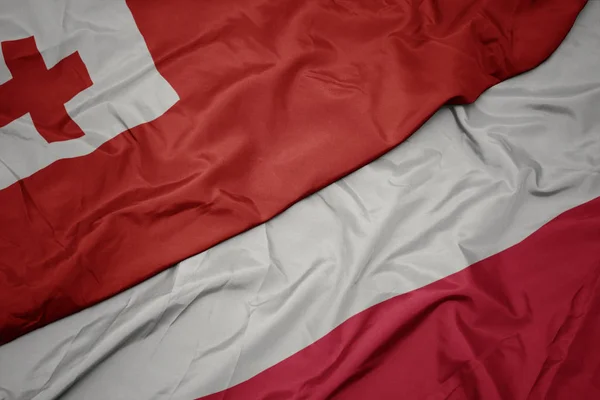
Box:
[0,0,178,189]
[1,2,599,400]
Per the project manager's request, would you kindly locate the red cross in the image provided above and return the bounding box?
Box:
[0,36,92,143]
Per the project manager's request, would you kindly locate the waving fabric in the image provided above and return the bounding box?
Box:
[0,2,599,399]
[0,0,587,345]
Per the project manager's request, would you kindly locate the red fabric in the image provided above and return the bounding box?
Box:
[198,195,600,400]
[0,0,587,344]
[0,36,91,143]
